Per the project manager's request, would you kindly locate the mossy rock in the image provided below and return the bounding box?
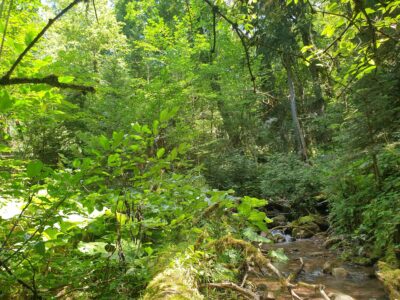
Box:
[295,214,328,230]
[290,215,321,239]
[270,215,287,227]
[292,223,319,239]
[376,261,400,300]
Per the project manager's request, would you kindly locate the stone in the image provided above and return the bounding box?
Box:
[323,261,334,274]
[332,267,349,279]
[271,215,287,227]
[328,292,355,300]
[292,222,320,239]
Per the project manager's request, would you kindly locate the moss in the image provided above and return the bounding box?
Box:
[142,259,204,300]
[376,261,400,300]
[209,235,270,267]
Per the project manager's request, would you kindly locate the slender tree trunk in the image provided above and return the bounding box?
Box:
[284,59,308,161]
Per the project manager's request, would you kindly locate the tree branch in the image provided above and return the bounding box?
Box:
[0,0,95,92]
[201,282,260,300]
[202,0,256,92]
[0,260,38,297]
[2,0,83,79]
[0,75,95,92]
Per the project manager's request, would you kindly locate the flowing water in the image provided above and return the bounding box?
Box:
[256,234,388,299]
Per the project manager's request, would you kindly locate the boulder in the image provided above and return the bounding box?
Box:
[292,222,320,239]
[290,215,322,239]
[272,234,286,243]
[270,215,287,227]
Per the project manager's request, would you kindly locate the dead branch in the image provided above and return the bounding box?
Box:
[320,287,331,300]
[290,289,303,300]
[297,282,331,300]
[201,282,260,300]
[288,258,304,282]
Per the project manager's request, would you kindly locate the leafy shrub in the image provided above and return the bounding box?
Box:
[259,153,322,215]
[326,143,400,263]
[204,151,261,196]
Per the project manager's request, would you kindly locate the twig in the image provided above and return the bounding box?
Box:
[297,282,331,300]
[290,289,304,300]
[92,0,99,23]
[1,194,33,251]
[240,262,249,287]
[0,0,13,64]
[288,258,304,282]
[2,196,69,264]
[202,0,256,92]
[321,14,356,55]
[319,286,331,300]
[0,260,38,297]
[3,0,82,79]
[211,7,217,53]
[201,282,260,300]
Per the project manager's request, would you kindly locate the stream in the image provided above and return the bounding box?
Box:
[253,233,388,299]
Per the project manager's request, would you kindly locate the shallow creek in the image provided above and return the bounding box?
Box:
[253,235,388,299]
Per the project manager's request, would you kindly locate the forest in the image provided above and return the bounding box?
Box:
[0,0,399,299]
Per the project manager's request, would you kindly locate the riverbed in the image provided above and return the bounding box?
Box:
[251,235,388,299]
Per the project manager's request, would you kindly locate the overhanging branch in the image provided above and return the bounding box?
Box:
[0,75,95,92]
[202,0,256,93]
[0,0,95,92]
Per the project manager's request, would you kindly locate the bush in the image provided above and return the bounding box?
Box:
[326,143,400,263]
[204,151,261,196]
[259,153,322,215]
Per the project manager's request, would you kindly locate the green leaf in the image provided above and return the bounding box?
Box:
[144,246,154,256]
[58,76,75,83]
[248,211,267,223]
[25,30,36,46]
[108,153,121,167]
[27,160,43,178]
[364,8,375,14]
[112,131,124,149]
[242,196,267,208]
[243,228,271,243]
[167,148,178,160]
[98,135,110,150]
[34,241,46,256]
[156,148,165,158]
[0,90,13,112]
[321,24,335,38]
[269,248,289,262]
[153,120,159,135]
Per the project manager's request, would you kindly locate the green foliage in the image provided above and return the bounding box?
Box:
[259,154,322,215]
[326,143,400,262]
[1,0,399,297]
[204,151,261,196]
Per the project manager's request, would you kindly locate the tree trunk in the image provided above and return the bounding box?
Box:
[284,59,308,161]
